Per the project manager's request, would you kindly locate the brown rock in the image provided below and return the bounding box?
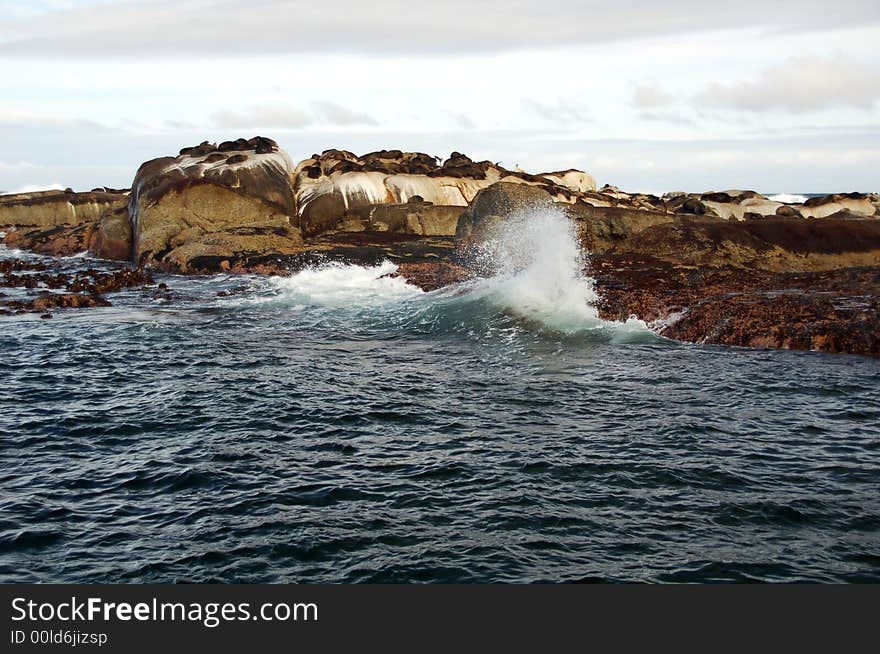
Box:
[129,137,300,269]
[91,208,132,260]
[0,189,127,229]
[293,149,595,236]
[455,182,554,239]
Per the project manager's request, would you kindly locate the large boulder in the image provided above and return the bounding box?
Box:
[564,202,677,252]
[91,207,132,261]
[800,193,878,219]
[129,136,301,269]
[294,150,595,236]
[455,182,554,239]
[541,169,597,194]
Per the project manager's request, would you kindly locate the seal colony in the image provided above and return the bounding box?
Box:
[2,136,879,355]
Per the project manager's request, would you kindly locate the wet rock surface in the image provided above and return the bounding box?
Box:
[389,261,472,292]
[0,257,154,316]
[592,256,880,356]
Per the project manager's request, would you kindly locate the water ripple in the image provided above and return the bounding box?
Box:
[1,251,879,582]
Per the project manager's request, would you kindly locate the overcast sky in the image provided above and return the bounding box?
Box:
[1,0,879,193]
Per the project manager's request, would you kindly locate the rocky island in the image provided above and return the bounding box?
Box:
[2,137,878,355]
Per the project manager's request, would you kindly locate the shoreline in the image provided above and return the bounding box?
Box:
[1,140,878,357]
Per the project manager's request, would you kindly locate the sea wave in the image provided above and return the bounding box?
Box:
[770,193,809,204]
[267,260,423,307]
[253,207,655,342]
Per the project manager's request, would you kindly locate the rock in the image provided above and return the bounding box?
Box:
[388,261,472,292]
[564,203,676,252]
[1,261,155,314]
[0,189,127,229]
[662,191,784,221]
[342,202,464,236]
[2,222,97,256]
[665,196,711,216]
[129,136,301,269]
[294,150,595,236]
[592,257,880,356]
[91,207,132,260]
[618,217,880,272]
[821,209,872,221]
[776,205,804,219]
[159,228,306,273]
[5,293,111,313]
[799,193,877,219]
[455,182,554,239]
[540,169,597,194]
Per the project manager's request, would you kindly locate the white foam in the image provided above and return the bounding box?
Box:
[648,310,687,333]
[252,208,654,339]
[0,243,33,259]
[461,207,651,335]
[472,209,598,329]
[769,193,808,204]
[267,261,422,307]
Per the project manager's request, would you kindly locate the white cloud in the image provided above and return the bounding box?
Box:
[631,82,674,108]
[1,0,877,56]
[0,109,109,130]
[696,56,880,112]
[212,105,313,129]
[0,160,37,171]
[524,99,592,124]
[638,112,695,127]
[448,113,476,130]
[211,102,378,129]
[310,101,378,127]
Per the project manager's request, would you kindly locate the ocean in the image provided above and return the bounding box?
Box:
[1,210,878,583]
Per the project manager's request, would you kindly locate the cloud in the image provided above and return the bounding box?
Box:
[0,109,109,130]
[1,0,877,56]
[212,105,313,129]
[164,119,197,130]
[0,160,37,172]
[696,56,880,113]
[638,112,695,126]
[211,102,378,129]
[631,82,674,108]
[524,99,592,124]
[310,101,378,126]
[448,113,476,130]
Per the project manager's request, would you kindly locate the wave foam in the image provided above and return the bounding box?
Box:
[267,261,422,307]
[256,207,655,341]
[770,193,808,204]
[460,208,602,332]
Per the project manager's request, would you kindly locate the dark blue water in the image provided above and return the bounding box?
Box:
[1,243,879,583]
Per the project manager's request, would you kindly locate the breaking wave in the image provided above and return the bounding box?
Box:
[770,193,809,204]
[261,207,653,341]
[267,260,422,307]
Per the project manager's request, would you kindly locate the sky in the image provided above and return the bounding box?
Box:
[1,0,879,194]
